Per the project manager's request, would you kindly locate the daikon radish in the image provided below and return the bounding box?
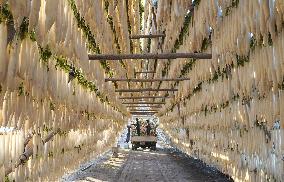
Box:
[29,0,41,29]
[45,0,57,31]
[18,39,28,79]
[0,23,8,83]
[280,91,284,129]
[1,92,9,127]
[8,0,22,28]
[0,135,4,167]
[36,0,46,45]
[6,43,20,91]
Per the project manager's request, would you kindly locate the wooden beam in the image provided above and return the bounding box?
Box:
[130,34,165,39]
[130,112,158,114]
[120,96,173,99]
[23,133,33,148]
[130,112,157,115]
[89,53,212,60]
[115,88,178,92]
[5,129,60,176]
[131,111,158,112]
[126,105,162,108]
[123,102,165,105]
[130,110,158,112]
[105,78,190,82]
[135,71,156,74]
[132,113,155,115]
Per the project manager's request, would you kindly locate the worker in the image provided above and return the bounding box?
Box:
[125,125,131,143]
[146,120,151,136]
[135,118,141,136]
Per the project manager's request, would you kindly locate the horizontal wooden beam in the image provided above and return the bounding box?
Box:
[131,113,157,115]
[130,112,158,115]
[135,71,156,74]
[130,111,158,113]
[89,53,212,60]
[130,110,158,112]
[123,102,165,105]
[126,105,162,108]
[115,88,178,92]
[129,34,165,39]
[120,96,173,99]
[131,114,156,116]
[106,78,190,82]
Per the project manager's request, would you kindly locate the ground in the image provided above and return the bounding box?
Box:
[61,129,233,182]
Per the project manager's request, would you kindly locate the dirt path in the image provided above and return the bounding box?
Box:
[116,149,232,182]
[62,148,232,182]
[61,129,232,182]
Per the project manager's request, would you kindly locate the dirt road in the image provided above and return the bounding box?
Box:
[62,148,232,182]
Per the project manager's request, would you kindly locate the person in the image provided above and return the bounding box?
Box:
[146,120,151,136]
[135,118,141,136]
[125,125,131,143]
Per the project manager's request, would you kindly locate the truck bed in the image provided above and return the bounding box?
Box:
[131,136,157,142]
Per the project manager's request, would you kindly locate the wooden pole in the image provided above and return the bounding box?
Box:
[5,129,60,176]
[129,34,165,39]
[115,88,178,92]
[23,133,33,148]
[123,102,165,105]
[89,53,212,60]
[120,96,173,99]
[105,78,190,82]
[42,130,59,143]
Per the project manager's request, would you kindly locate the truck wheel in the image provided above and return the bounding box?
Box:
[132,143,137,150]
[150,143,156,150]
[151,146,156,150]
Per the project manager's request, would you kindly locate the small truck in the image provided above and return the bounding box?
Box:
[131,118,158,150]
[131,136,157,150]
